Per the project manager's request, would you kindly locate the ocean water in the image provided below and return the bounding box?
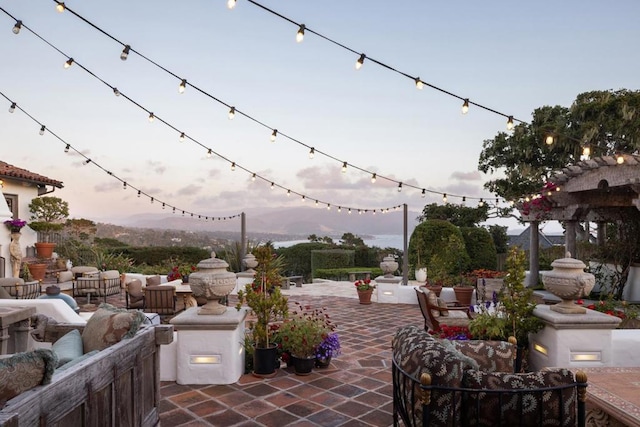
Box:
[273,234,405,250]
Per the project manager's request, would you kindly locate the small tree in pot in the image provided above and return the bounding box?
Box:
[28,196,69,258]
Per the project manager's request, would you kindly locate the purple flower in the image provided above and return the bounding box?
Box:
[4,219,27,232]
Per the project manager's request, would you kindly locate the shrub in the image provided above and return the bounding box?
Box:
[277,242,330,280]
[460,226,497,271]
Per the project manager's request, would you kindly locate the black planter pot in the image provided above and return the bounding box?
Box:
[291,355,315,376]
[315,356,332,369]
[253,345,278,377]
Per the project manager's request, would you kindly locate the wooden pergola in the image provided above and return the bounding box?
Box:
[519,154,640,286]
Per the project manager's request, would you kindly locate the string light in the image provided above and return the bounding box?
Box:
[421,189,426,198]
[301,195,306,202]
[64,144,70,153]
[315,200,319,206]
[64,58,74,69]
[123,182,127,189]
[228,106,235,120]
[137,190,141,197]
[84,159,91,164]
[371,173,376,183]
[8,102,15,113]
[462,196,466,204]
[341,161,347,173]
[251,173,256,181]
[506,116,514,130]
[113,87,120,96]
[338,206,342,212]
[55,2,65,13]
[545,135,554,145]
[162,203,165,209]
[39,125,45,135]
[207,149,212,158]
[309,147,315,158]
[327,204,331,210]
[442,193,447,203]
[296,24,305,43]
[270,182,275,189]
[231,162,236,171]
[150,197,154,204]
[583,146,591,156]
[616,153,625,164]
[479,198,484,207]
[397,182,402,192]
[287,189,291,196]
[227,0,237,10]
[415,77,424,90]
[179,132,185,142]
[461,99,469,114]
[12,20,21,34]
[120,45,130,60]
[148,112,155,122]
[348,208,352,214]
[270,129,277,142]
[178,79,187,94]
[355,53,366,70]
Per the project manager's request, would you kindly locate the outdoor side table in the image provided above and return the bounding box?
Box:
[0,306,36,355]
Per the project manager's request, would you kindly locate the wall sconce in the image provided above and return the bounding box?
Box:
[189,355,221,364]
[533,343,548,356]
[570,352,601,362]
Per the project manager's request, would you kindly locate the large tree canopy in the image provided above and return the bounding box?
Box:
[479,89,640,204]
[417,203,489,227]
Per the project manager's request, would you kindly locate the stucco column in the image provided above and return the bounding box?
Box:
[529,221,539,288]
[565,220,577,258]
[597,222,606,247]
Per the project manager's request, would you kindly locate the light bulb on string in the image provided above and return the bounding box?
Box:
[301,195,306,202]
[373,210,376,215]
[582,146,591,156]
[9,102,16,113]
[39,125,45,135]
[371,173,376,183]
[358,210,362,215]
[207,149,212,158]
[64,144,70,153]
[442,193,447,203]
[461,98,469,114]
[84,159,91,165]
[113,87,120,96]
[462,196,466,205]
[415,77,424,90]
[397,182,402,192]
[148,112,155,122]
[227,0,237,10]
[137,190,141,197]
[315,200,319,206]
[270,182,275,189]
[179,132,185,142]
[348,208,352,214]
[506,116,514,130]
[150,197,154,204]
[120,45,130,60]
[178,79,187,94]
[338,206,342,212]
[296,24,305,43]
[421,189,426,198]
[64,58,74,69]
[287,189,291,196]
[617,153,625,164]
[327,204,331,211]
[123,182,127,189]
[251,173,256,182]
[230,162,235,171]
[545,134,554,145]
[479,198,484,207]
[173,207,176,214]
[56,2,65,13]
[355,53,366,70]
[309,147,315,158]
[12,20,22,35]
[341,162,347,173]
[228,106,235,120]
[162,203,165,210]
[270,129,277,142]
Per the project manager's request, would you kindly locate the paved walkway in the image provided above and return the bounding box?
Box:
[158,284,422,427]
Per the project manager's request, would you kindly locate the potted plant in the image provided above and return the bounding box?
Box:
[28,196,69,258]
[415,248,427,282]
[315,332,341,368]
[276,302,331,375]
[27,259,48,281]
[354,278,376,304]
[452,274,476,307]
[167,263,197,283]
[469,246,544,371]
[235,245,289,377]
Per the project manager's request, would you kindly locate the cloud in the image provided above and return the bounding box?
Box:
[177,184,202,196]
[450,170,482,181]
[147,160,166,175]
[94,180,121,192]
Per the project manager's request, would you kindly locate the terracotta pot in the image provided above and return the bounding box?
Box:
[453,286,474,307]
[424,285,443,297]
[34,242,56,259]
[28,263,47,281]
[357,289,373,305]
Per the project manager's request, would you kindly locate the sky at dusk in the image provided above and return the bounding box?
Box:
[1,0,638,234]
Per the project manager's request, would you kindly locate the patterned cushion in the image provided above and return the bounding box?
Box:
[450,340,516,373]
[426,289,440,318]
[82,303,146,353]
[0,349,58,407]
[392,325,471,426]
[52,329,84,368]
[462,368,577,426]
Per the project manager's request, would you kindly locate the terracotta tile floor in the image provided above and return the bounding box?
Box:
[156,295,422,427]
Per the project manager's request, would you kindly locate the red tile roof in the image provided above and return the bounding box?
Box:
[0,161,64,188]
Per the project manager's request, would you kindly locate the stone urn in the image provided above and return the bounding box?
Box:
[380,254,399,278]
[189,252,237,315]
[243,253,258,273]
[540,255,595,314]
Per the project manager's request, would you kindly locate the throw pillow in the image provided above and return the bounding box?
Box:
[451,340,516,373]
[437,297,449,316]
[82,303,146,353]
[0,286,11,299]
[146,275,161,287]
[462,368,577,426]
[0,349,58,407]
[426,289,440,318]
[52,329,83,368]
[55,350,99,373]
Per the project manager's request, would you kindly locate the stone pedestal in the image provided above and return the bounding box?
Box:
[234,272,255,295]
[170,307,248,385]
[529,305,621,371]
[375,276,402,303]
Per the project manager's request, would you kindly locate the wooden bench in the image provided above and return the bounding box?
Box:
[348,271,371,282]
